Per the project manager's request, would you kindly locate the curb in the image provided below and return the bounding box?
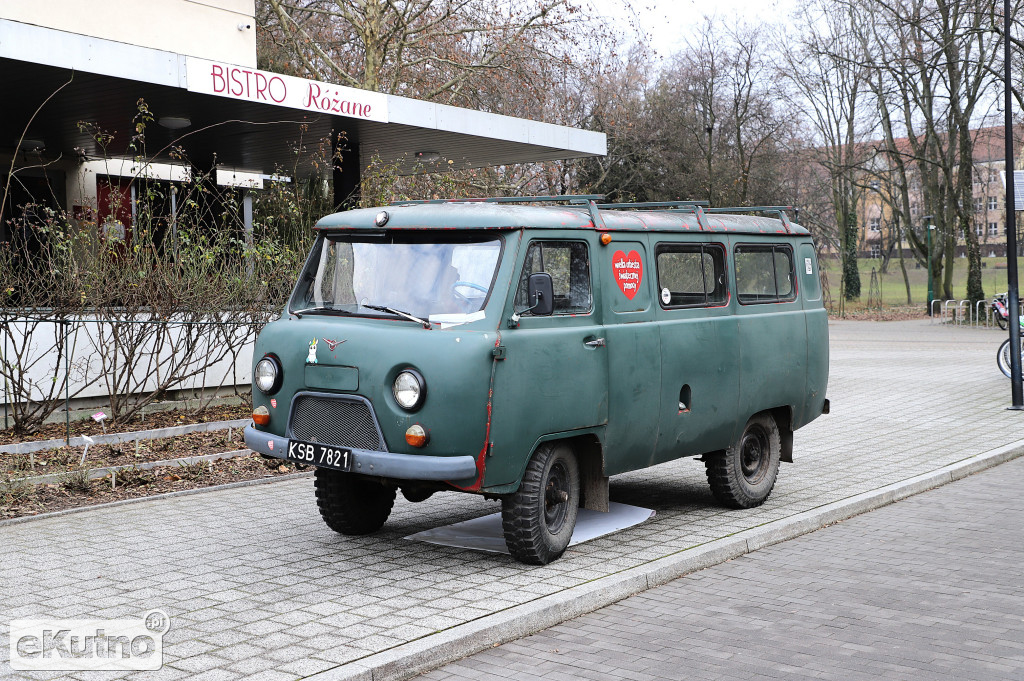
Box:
[5,449,254,488]
[0,471,313,528]
[0,419,251,455]
[306,438,1024,681]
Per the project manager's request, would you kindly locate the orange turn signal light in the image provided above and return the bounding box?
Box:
[252,405,271,426]
[405,424,429,448]
[600,233,612,245]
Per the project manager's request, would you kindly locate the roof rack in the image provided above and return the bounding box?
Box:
[391,195,603,206]
[596,200,710,210]
[702,206,794,232]
[589,202,794,232]
[384,194,797,232]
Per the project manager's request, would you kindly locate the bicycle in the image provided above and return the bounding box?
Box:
[997,316,1024,378]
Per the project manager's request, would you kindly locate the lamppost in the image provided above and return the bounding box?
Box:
[1003,0,1023,408]
[923,215,935,314]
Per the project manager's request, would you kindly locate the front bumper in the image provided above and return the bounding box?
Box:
[243,424,478,481]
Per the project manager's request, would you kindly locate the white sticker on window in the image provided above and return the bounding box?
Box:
[661,287,671,305]
[804,257,813,275]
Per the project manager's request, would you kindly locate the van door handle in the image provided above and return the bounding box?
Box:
[584,337,606,348]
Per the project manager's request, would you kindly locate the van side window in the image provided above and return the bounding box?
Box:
[656,244,727,308]
[734,245,796,304]
[514,240,592,315]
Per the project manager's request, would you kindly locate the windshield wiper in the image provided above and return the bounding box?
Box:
[292,306,358,318]
[362,304,432,329]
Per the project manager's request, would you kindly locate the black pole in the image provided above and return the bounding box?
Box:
[1004,0,1024,409]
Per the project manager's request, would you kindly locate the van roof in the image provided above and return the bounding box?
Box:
[314,200,810,236]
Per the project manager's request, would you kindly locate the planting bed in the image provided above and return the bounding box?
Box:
[0,403,252,445]
[1,453,300,520]
[0,406,303,521]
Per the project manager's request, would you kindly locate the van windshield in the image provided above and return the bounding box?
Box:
[291,234,503,323]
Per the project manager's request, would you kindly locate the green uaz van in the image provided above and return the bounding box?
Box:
[244,196,829,565]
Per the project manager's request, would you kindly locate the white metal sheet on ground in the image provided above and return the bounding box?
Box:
[404,502,655,554]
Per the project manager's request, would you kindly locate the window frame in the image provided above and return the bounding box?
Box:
[288,231,506,318]
[654,242,729,310]
[733,243,798,305]
[514,238,594,317]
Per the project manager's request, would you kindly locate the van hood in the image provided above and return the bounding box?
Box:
[251,315,497,475]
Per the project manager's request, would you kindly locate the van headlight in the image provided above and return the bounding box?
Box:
[255,356,282,394]
[393,370,426,410]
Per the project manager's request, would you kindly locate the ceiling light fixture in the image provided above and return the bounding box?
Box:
[158,116,192,130]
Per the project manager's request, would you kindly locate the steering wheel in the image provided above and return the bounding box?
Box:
[451,280,488,303]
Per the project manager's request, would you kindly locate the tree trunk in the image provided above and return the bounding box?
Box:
[843,211,861,300]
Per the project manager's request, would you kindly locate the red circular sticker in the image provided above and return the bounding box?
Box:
[613,250,643,300]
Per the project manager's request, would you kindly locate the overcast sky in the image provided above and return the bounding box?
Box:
[586,0,799,60]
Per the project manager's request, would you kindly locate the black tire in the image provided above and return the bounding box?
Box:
[501,442,580,565]
[997,338,1024,378]
[314,467,396,535]
[705,413,781,509]
[997,314,1008,330]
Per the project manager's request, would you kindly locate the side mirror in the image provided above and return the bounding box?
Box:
[527,272,554,316]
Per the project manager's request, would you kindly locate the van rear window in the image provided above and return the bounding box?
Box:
[656,244,727,308]
[734,245,796,304]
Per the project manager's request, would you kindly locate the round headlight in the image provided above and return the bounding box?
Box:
[393,370,425,410]
[255,356,281,394]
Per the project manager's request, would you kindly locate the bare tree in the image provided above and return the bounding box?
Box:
[781,0,875,306]
[846,0,1007,303]
[259,0,587,109]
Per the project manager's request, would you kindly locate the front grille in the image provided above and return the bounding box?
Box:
[289,395,385,451]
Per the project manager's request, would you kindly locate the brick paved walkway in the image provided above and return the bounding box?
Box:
[419,449,1024,680]
[1,320,1022,680]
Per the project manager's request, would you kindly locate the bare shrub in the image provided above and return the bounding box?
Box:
[2,100,321,432]
[174,460,213,481]
[114,466,155,488]
[59,468,93,494]
[0,216,96,434]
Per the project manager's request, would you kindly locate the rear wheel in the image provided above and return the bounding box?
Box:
[502,442,580,565]
[314,468,396,535]
[997,338,1024,378]
[705,413,781,509]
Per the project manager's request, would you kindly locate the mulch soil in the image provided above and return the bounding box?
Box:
[0,403,252,446]
[828,306,928,321]
[1,454,302,520]
[1,430,250,478]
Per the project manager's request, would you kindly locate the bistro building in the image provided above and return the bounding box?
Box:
[0,0,606,238]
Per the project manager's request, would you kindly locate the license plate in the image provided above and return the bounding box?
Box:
[286,440,352,471]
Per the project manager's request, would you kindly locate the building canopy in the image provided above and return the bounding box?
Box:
[0,17,606,180]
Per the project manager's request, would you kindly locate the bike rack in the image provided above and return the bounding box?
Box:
[930,299,943,321]
[942,300,958,324]
[957,300,970,325]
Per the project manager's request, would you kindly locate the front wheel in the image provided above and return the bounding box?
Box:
[705,413,781,509]
[996,311,1008,330]
[314,468,396,535]
[997,338,1024,378]
[501,442,580,565]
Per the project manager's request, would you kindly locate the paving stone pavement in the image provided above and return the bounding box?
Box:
[417,446,1024,681]
[1,319,1022,680]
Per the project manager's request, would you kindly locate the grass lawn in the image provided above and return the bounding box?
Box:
[822,256,1024,313]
